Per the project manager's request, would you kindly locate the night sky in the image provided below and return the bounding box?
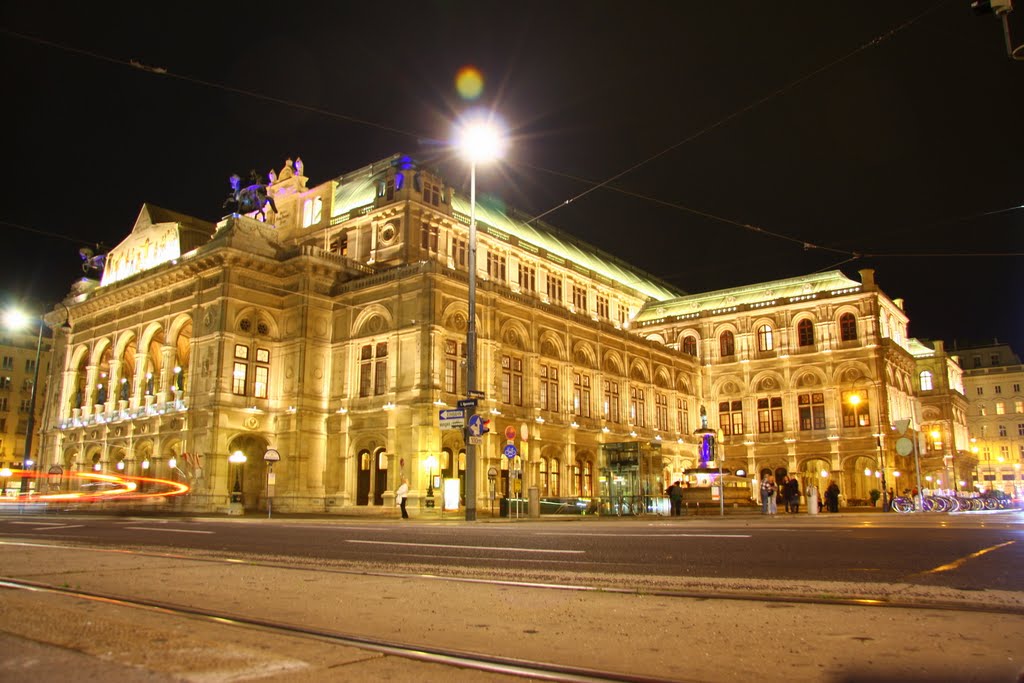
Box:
[3,1,1022,353]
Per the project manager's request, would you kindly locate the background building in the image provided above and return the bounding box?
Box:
[956,343,1024,496]
[38,154,949,513]
[0,326,51,493]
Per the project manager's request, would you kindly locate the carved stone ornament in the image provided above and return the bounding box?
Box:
[245,416,260,430]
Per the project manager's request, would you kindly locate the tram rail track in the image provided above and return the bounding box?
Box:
[0,576,680,683]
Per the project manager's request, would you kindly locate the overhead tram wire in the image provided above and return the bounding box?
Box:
[519,0,950,228]
[0,28,425,142]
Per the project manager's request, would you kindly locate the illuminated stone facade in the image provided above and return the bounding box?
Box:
[957,344,1024,495]
[37,155,946,513]
[0,328,51,487]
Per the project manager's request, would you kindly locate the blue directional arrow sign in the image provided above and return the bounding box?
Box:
[468,414,485,437]
[439,408,466,430]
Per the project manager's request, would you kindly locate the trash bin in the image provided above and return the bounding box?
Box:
[806,487,819,515]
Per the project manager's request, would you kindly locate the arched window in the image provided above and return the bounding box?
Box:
[539,458,548,495]
[550,459,560,496]
[839,313,857,341]
[720,331,735,357]
[797,319,815,347]
[920,370,934,391]
[757,325,774,352]
[682,335,698,357]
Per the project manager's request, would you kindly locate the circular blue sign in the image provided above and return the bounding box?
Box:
[503,444,518,459]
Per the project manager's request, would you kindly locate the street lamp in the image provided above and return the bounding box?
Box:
[229,450,247,504]
[3,307,69,493]
[456,113,506,522]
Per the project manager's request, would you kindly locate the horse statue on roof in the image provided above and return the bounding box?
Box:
[224,170,278,222]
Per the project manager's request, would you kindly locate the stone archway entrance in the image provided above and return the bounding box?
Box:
[226,434,269,511]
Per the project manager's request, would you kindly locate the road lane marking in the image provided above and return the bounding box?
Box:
[123,527,214,535]
[347,540,583,554]
[921,540,1015,574]
[9,522,69,526]
[537,532,750,538]
[13,524,86,531]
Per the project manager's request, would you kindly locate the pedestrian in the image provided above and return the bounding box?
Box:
[396,477,410,519]
[785,476,800,514]
[668,480,684,517]
[760,474,776,515]
[825,480,840,513]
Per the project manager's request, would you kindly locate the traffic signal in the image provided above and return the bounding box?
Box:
[481,419,491,435]
[970,0,1013,16]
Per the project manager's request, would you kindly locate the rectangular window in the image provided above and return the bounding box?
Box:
[1018,423,1024,436]
[996,402,1006,415]
[232,362,248,395]
[0,397,7,411]
[546,274,563,304]
[996,385,1003,394]
[1014,384,1021,392]
[358,344,374,398]
[573,373,591,418]
[1016,401,1024,414]
[487,252,507,282]
[0,377,9,390]
[596,294,609,319]
[604,380,620,423]
[677,398,689,433]
[655,393,668,431]
[572,284,587,313]
[991,354,1001,365]
[519,264,536,293]
[19,399,31,413]
[1,357,12,371]
[630,386,647,427]
[420,223,439,253]
[999,424,1007,437]
[973,356,981,368]
[453,237,467,268]
[234,344,249,360]
[253,366,269,398]
[539,364,558,412]
[1001,445,1009,458]
[977,387,984,395]
[718,400,743,436]
[501,355,523,406]
[444,340,464,394]
[799,393,826,430]
[374,342,388,396]
[25,358,36,374]
[757,397,784,433]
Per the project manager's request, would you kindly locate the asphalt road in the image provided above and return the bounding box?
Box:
[1,510,1021,592]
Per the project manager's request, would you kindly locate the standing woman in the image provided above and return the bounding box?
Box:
[396,477,410,519]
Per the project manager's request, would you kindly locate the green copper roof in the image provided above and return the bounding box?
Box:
[331,171,379,218]
[633,270,863,323]
[450,193,679,302]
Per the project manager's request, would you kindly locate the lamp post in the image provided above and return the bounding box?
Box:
[456,114,506,522]
[424,454,437,508]
[848,392,888,512]
[228,450,247,507]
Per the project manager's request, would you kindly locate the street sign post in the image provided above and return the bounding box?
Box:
[503,443,518,459]
[458,399,478,410]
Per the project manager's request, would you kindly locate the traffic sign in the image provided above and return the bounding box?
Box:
[894,419,912,435]
[504,425,516,440]
[503,443,518,459]
[468,414,486,437]
[439,408,466,430]
[263,449,281,462]
[458,398,478,410]
[469,436,482,445]
[895,437,914,456]
[468,389,485,398]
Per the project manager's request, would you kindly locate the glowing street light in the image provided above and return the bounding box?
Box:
[456,112,506,522]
